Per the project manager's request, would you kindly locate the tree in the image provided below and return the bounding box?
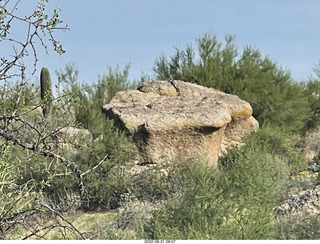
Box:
[0,0,101,239]
[0,0,67,82]
[56,63,137,210]
[153,34,311,134]
[301,61,320,132]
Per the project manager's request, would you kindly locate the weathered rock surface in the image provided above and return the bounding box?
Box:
[103,80,259,165]
[276,185,320,217]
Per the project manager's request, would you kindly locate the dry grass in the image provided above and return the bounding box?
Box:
[9,210,119,240]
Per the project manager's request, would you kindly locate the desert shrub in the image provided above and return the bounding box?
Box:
[140,132,290,239]
[131,165,169,202]
[244,125,306,175]
[55,64,138,210]
[0,81,39,112]
[139,161,223,239]
[131,162,188,203]
[1,65,138,212]
[0,145,37,239]
[302,63,320,132]
[153,33,311,135]
[78,149,136,210]
[275,213,320,240]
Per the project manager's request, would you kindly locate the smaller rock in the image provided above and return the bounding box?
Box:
[276,185,320,218]
[54,127,93,153]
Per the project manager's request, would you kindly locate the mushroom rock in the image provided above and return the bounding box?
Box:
[103,80,259,165]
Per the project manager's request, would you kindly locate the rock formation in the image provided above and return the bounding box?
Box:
[276,185,320,217]
[103,80,259,165]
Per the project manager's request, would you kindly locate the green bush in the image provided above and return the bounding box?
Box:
[140,133,290,239]
[1,65,138,212]
[302,62,320,132]
[153,34,311,135]
[55,64,138,210]
[242,125,306,175]
[275,213,320,240]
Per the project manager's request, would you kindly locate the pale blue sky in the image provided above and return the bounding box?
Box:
[7,0,320,83]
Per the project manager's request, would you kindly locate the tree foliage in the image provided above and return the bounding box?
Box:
[2,0,320,239]
[153,34,312,134]
[0,0,89,239]
[302,61,320,132]
[56,63,137,210]
[140,129,290,240]
[0,0,137,238]
[0,0,68,82]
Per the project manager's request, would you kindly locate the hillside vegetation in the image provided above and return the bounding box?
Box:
[1,1,320,240]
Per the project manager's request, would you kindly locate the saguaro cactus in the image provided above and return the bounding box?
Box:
[40,66,53,117]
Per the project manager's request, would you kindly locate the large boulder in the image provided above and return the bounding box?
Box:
[103,80,259,165]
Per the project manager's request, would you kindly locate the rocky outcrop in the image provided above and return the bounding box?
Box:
[276,185,320,217]
[103,80,259,165]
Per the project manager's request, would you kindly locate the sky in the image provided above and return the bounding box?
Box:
[4,0,320,84]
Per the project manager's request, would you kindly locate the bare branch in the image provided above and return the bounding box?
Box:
[41,203,86,240]
[22,224,56,240]
[0,0,69,82]
[0,128,86,198]
[81,154,109,177]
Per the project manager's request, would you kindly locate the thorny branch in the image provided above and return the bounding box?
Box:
[0,109,109,199]
[81,154,108,177]
[0,117,86,198]
[0,111,107,239]
[40,203,86,240]
[0,0,69,82]
[0,0,97,240]
[0,186,86,240]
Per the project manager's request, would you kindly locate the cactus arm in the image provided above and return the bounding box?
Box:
[40,66,53,117]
